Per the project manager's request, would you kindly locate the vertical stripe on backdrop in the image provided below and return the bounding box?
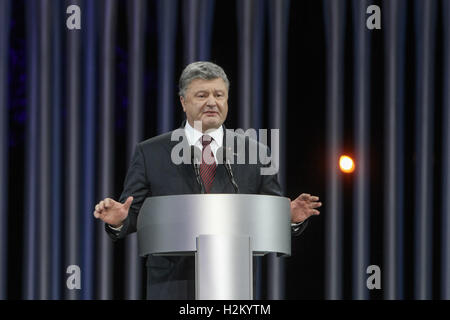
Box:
[0,0,11,300]
[51,0,63,300]
[125,0,146,299]
[383,0,406,300]
[442,0,450,300]
[250,1,265,131]
[236,0,253,130]
[24,0,39,299]
[157,0,178,134]
[183,0,199,65]
[236,0,266,299]
[197,0,215,61]
[97,0,118,300]
[267,0,290,300]
[323,0,345,300]
[81,0,97,300]
[413,0,436,300]
[352,0,371,300]
[37,0,52,300]
[182,0,215,66]
[65,0,82,300]
[251,2,265,299]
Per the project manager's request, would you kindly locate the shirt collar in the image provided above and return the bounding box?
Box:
[184,121,223,147]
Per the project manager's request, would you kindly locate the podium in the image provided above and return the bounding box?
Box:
[137,194,291,300]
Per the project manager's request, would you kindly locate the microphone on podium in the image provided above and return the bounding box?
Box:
[191,145,205,194]
[221,146,239,194]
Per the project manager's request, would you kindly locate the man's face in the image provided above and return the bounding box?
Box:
[180,78,228,132]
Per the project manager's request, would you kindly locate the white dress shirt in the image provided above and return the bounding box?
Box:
[184,121,223,163]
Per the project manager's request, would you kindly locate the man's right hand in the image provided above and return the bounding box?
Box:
[93,196,133,228]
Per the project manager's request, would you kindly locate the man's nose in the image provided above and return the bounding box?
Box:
[206,95,217,107]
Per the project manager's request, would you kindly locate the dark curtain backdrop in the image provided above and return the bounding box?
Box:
[1,0,449,300]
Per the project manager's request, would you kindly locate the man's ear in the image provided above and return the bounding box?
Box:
[180,96,186,112]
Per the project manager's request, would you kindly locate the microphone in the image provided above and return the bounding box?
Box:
[191,145,205,194]
[222,146,239,193]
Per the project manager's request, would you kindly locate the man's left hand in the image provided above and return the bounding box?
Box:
[290,193,322,223]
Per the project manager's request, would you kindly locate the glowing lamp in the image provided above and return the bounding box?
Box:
[339,155,355,173]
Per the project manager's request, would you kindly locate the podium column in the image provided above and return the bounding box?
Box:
[195,234,252,300]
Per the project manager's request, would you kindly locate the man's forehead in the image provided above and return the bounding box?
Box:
[187,78,227,91]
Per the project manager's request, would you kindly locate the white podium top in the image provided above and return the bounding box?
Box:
[137,194,291,257]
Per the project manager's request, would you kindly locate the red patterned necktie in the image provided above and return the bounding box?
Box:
[199,135,216,193]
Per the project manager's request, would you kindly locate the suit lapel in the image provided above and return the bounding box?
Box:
[209,127,239,194]
[165,122,202,193]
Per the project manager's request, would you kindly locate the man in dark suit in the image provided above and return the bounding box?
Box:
[93,61,321,299]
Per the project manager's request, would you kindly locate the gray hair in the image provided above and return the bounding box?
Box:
[178,61,230,97]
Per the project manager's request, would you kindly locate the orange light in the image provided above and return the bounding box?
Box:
[339,155,355,173]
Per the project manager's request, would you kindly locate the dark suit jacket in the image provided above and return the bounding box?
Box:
[105,124,308,299]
